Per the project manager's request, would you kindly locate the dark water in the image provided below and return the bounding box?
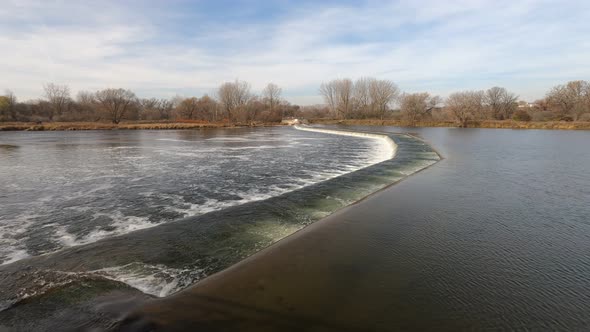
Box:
[120,126,590,331]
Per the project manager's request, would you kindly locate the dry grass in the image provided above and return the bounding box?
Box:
[310,119,590,130]
[0,121,280,131]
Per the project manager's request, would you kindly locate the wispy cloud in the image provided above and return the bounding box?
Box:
[1,0,589,104]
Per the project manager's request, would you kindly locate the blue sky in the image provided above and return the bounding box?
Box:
[1,0,589,104]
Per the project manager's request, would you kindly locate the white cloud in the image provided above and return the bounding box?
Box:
[1,0,589,104]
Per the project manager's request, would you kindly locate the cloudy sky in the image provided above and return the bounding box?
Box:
[1,0,589,104]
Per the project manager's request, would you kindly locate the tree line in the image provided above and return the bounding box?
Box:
[0,81,299,124]
[2,79,589,125]
[318,78,590,126]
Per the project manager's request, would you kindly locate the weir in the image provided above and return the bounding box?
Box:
[0,126,441,331]
[293,125,397,160]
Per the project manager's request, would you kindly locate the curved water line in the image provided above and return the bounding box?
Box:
[294,125,397,160]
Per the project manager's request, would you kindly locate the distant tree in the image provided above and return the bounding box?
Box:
[446,91,485,127]
[369,79,400,119]
[319,79,354,119]
[512,109,532,121]
[217,80,251,122]
[0,90,17,121]
[43,83,71,121]
[262,83,282,115]
[546,80,590,121]
[95,88,137,124]
[196,95,218,121]
[177,97,199,120]
[319,81,338,118]
[158,99,174,120]
[485,87,518,120]
[400,92,441,125]
[352,78,371,117]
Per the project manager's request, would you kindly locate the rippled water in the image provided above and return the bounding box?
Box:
[0,127,389,265]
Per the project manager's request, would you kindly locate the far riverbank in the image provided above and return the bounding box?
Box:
[0,121,281,131]
[310,118,590,130]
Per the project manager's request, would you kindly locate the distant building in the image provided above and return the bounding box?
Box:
[281,117,300,125]
[517,101,534,108]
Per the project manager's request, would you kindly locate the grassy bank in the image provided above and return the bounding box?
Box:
[0,121,279,131]
[310,118,590,130]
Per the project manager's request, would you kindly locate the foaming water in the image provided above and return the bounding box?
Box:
[0,127,392,265]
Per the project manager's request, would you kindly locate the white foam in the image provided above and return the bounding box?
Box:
[1,249,30,265]
[54,212,156,247]
[294,125,397,162]
[93,262,203,297]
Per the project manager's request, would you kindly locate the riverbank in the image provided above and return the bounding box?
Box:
[0,121,279,131]
[310,118,590,130]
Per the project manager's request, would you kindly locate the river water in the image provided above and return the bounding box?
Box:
[1,125,588,331]
[0,125,440,328]
[0,127,391,266]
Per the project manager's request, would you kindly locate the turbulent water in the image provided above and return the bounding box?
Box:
[0,125,442,318]
[0,127,390,266]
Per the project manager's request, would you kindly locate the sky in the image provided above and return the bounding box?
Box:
[1,0,589,105]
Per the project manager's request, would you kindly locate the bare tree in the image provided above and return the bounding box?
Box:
[319,81,338,118]
[546,80,590,121]
[217,80,252,122]
[177,97,199,119]
[43,83,71,121]
[95,88,137,124]
[196,95,218,121]
[335,79,354,119]
[353,78,371,117]
[158,99,174,120]
[262,83,282,115]
[1,90,18,121]
[73,91,99,121]
[369,79,400,119]
[446,91,485,127]
[485,87,518,120]
[400,92,441,125]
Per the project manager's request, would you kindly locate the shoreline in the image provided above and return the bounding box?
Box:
[0,121,282,132]
[310,118,590,130]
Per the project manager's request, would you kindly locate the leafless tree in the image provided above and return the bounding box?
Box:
[369,79,400,119]
[217,80,252,122]
[196,95,218,121]
[95,88,137,124]
[446,91,485,127]
[353,78,371,117]
[262,83,282,115]
[43,83,71,121]
[1,90,18,121]
[546,80,590,121]
[335,79,354,119]
[400,92,441,125]
[485,87,518,120]
[319,81,338,118]
[176,97,199,119]
[158,99,174,120]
